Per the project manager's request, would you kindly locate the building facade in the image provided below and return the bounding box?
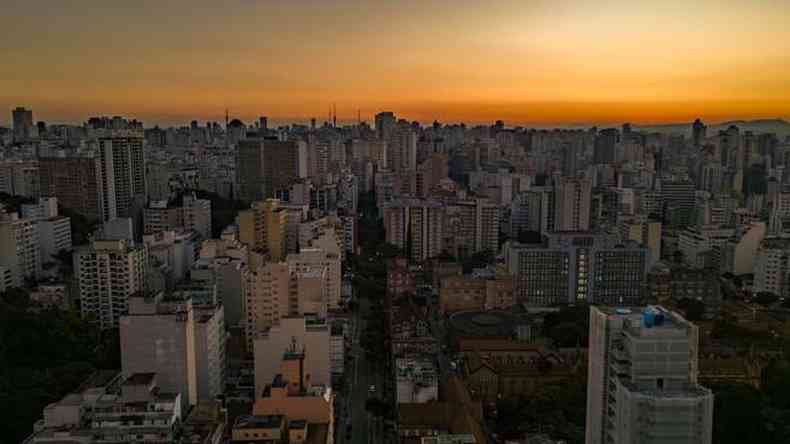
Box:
[75,239,146,329]
[586,306,713,444]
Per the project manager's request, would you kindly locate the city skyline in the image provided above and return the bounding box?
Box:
[3,0,790,126]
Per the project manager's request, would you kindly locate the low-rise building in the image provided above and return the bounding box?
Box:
[439,274,515,314]
[249,349,334,444]
[396,357,438,404]
[181,401,227,444]
[254,316,332,398]
[388,257,416,298]
[391,299,438,357]
[23,372,183,444]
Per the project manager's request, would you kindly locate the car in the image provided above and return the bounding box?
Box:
[369,385,376,393]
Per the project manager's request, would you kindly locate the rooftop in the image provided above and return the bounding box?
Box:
[234,414,284,430]
[449,310,519,337]
[123,373,156,386]
[289,419,308,429]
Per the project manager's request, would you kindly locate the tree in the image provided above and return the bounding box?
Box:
[461,250,495,274]
[753,292,779,306]
[0,291,120,442]
[517,230,543,244]
[1,287,31,308]
[711,384,769,444]
[764,360,790,410]
[543,304,590,348]
[59,206,99,246]
[676,298,705,321]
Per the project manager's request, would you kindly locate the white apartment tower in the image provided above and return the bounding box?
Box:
[75,239,146,329]
[120,292,225,408]
[586,306,713,444]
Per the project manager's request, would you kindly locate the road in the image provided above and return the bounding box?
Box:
[337,295,387,444]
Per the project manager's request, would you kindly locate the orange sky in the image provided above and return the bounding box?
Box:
[2,0,790,126]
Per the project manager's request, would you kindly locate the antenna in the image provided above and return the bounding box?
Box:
[358,109,361,125]
[333,103,337,128]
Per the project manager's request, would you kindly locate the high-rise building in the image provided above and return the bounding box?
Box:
[505,233,647,306]
[388,128,418,172]
[586,306,713,444]
[692,118,707,147]
[554,176,592,232]
[238,199,288,261]
[237,139,307,202]
[39,156,100,219]
[288,244,341,310]
[618,216,662,268]
[144,192,212,238]
[384,199,444,262]
[698,161,724,193]
[0,161,40,198]
[12,107,34,142]
[97,134,146,221]
[0,213,41,285]
[446,198,499,256]
[593,128,618,164]
[192,238,253,330]
[661,180,695,227]
[75,239,147,329]
[38,214,72,267]
[415,153,448,197]
[120,291,226,407]
[754,237,790,297]
[246,262,296,352]
[375,111,396,140]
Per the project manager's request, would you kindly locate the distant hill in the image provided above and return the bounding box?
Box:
[635,119,790,138]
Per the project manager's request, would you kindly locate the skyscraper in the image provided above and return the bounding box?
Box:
[12,107,34,142]
[236,139,306,202]
[554,176,592,232]
[375,111,396,141]
[388,128,418,172]
[692,118,707,147]
[586,306,713,444]
[97,134,147,221]
[593,128,618,164]
[661,180,695,228]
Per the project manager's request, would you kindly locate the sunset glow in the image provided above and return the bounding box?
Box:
[2,0,790,125]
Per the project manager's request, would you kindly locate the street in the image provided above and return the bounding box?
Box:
[338,295,387,444]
